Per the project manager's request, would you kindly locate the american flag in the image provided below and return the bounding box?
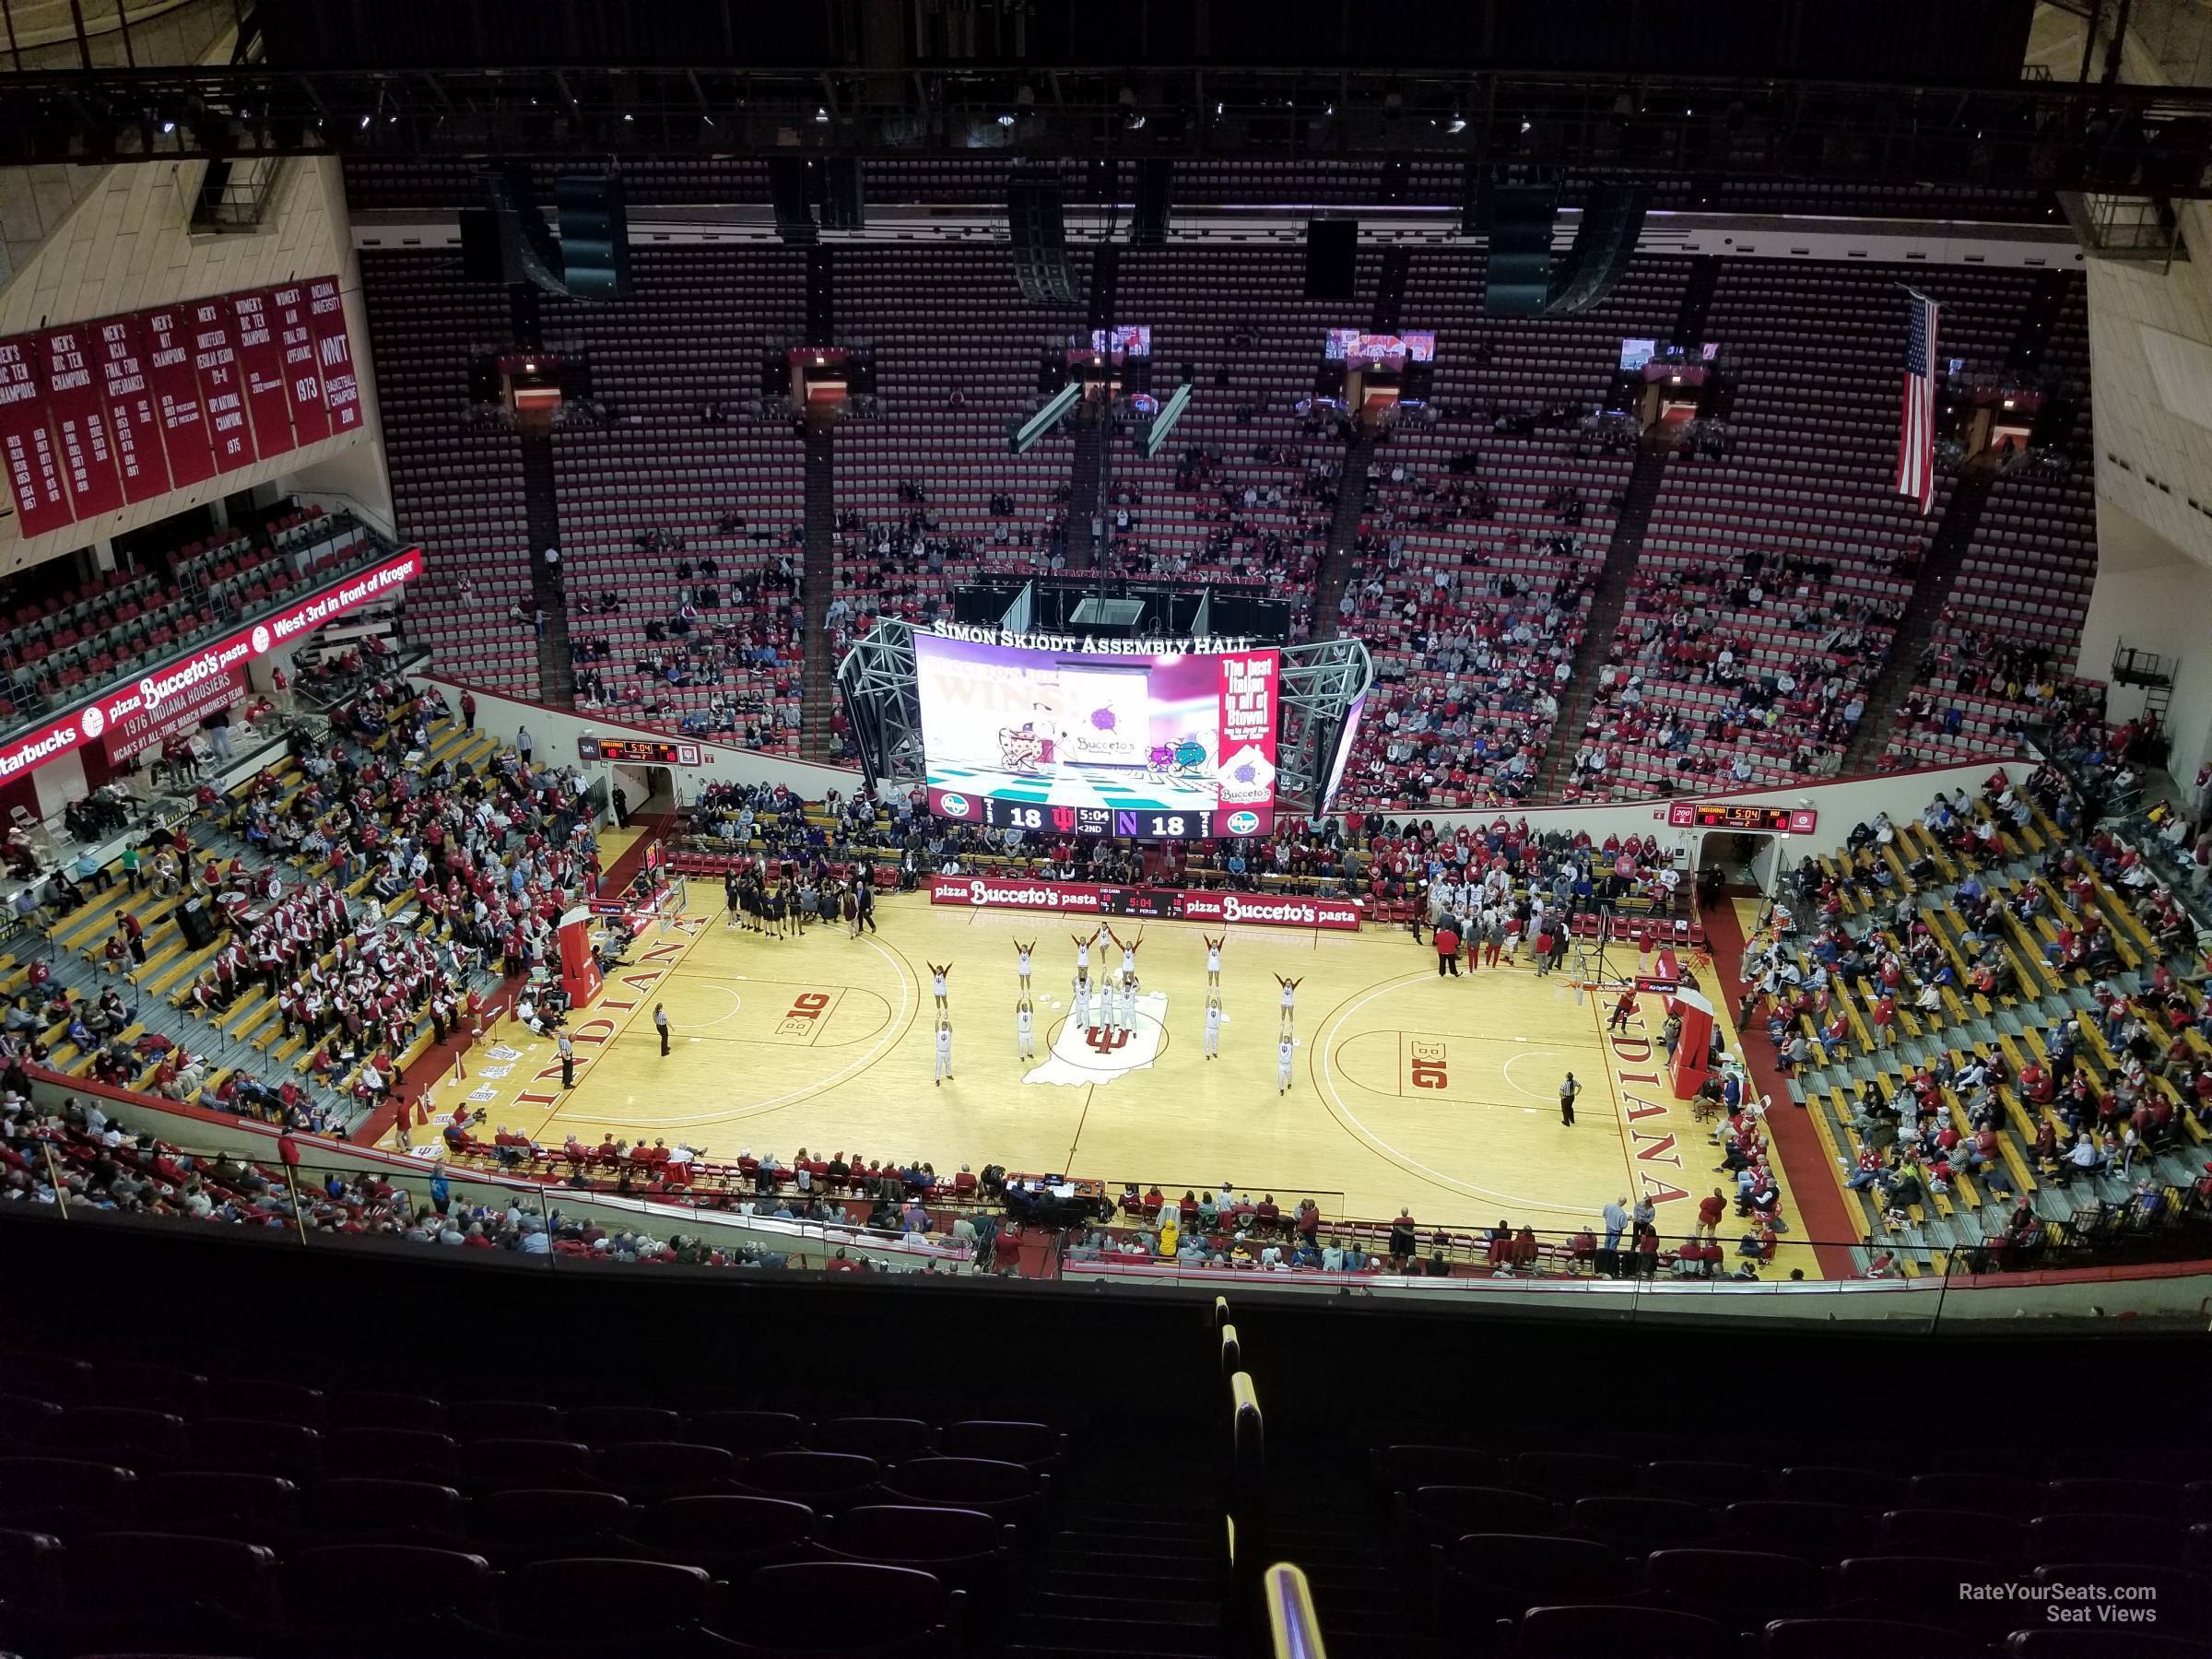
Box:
[1895,288,1941,515]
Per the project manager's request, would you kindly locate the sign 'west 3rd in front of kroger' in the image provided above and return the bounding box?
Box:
[0,547,422,785]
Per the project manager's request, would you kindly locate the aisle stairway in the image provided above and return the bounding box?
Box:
[1005,1439,1230,1659]
[799,428,838,761]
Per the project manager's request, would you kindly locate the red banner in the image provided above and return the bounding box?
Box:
[307,277,361,433]
[270,283,329,447]
[188,298,254,471]
[0,547,423,787]
[101,662,247,762]
[95,312,171,504]
[229,290,294,462]
[38,325,124,522]
[0,335,72,537]
[144,306,216,488]
[927,874,1362,931]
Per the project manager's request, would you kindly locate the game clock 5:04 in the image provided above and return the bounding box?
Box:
[926,788,1240,841]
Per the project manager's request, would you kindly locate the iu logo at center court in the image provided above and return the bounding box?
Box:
[1022,990,1169,1087]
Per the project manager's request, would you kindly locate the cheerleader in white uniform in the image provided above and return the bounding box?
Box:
[1277,1034,1294,1095]
[1203,994,1222,1059]
[1274,974,1303,1038]
[1015,997,1035,1060]
[934,1016,954,1085]
[1013,939,1034,994]
[1203,934,1224,987]
[1072,970,1092,1032]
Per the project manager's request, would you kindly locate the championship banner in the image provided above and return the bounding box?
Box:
[306,277,362,433]
[96,312,171,503]
[188,297,255,471]
[928,874,1363,931]
[144,306,217,488]
[557,904,603,1007]
[229,290,295,462]
[0,335,73,537]
[271,283,330,447]
[101,663,246,761]
[37,325,124,522]
[0,546,423,787]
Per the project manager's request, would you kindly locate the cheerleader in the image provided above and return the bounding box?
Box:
[1203,993,1222,1059]
[1072,970,1093,1032]
[927,961,953,1013]
[1203,933,1224,987]
[1119,929,1143,977]
[1015,996,1036,1060]
[1116,971,1139,1036]
[1277,1033,1295,1095]
[1071,931,1090,978]
[934,1015,954,1086]
[1014,938,1035,994]
[1274,974,1303,1038]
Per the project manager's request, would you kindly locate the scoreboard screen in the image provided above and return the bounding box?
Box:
[1667,801,1818,834]
[580,735,701,766]
[914,630,1278,840]
[931,795,1219,841]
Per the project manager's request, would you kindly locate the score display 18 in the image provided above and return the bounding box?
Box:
[965,798,1216,841]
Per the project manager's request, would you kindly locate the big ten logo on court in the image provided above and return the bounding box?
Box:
[776,991,831,1037]
[1408,1039,1449,1089]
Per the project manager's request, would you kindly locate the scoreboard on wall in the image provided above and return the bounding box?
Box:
[1667,801,1818,834]
[579,735,701,766]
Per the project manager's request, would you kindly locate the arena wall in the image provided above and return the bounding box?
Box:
[416,671,2033,862]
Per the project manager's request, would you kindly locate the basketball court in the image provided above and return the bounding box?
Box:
[429,888,1818,1276]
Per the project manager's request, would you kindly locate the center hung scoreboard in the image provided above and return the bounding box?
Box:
[912,630,1283,841]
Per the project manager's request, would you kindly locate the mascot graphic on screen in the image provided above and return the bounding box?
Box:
[997,700,1060,776]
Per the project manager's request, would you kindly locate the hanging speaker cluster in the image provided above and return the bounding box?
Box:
[1008,169,1077,303]
[1482,182,1650,318]
[466,169,631,301]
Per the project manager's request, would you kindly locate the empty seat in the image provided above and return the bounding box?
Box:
[62,1406,191,1470]
[2027,1512,2183,1568]
[1374,1443,1504,1494]
[1400,1485,1561,1547]
[1515,1451,1637,1502]
[452,1400,569,1441]
[333,1390,445,1431]
[1834,1556,2029,1639]
[0,1455,138,1528]
[501,1556,717,1641]
[815,1503,1011,1592]
[194,1417,326,1477]
[1764,1617,1989,1659]
[741,1451,886,1512]
[283,1542,499,1635]
[1645,1461,1769,1506]
[626,1493,818,1575]
[2031,1564,2212,1639]
[1516,1604,1734,1659]
[2041,1478,2183,1519]
[1433,1533,1633,1622]
[1779,1466,1908,1512]
[138,1470,300,1541]
[473,1487,634,1564]
[66,1529,279,1625]
[814,1417,935,1464]
[735,1559,956,1654]
[1909,1472,2041,1514]
[331,1426,459,1480]
[306,1477,465,1543]
[1721,1500,1874,1564]
[1570,1496,1715,1553]
[1645,1548,1831,1626]
[1879,1508,2024,1563]
[457,1438,596,1493]
[937,1419,1064,1469]
[598,1441,739,1500]
[690,1410,807,1457]
[568,1405,686,1444]
[0,1525,63,1618]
